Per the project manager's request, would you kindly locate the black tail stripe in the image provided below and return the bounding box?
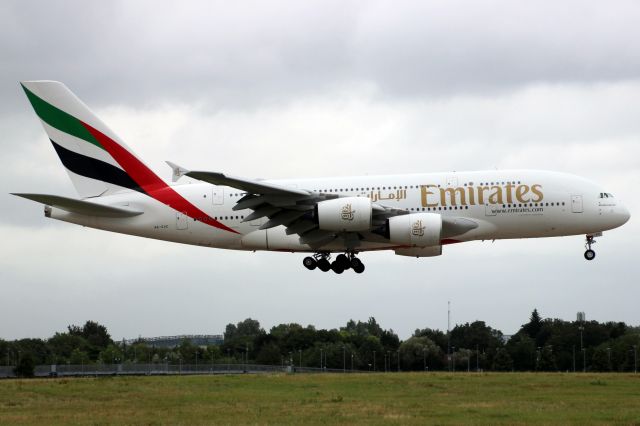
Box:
[50,139,144,193]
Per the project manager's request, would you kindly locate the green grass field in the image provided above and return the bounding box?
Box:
[1,372,639,425]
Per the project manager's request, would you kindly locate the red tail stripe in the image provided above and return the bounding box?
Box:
[81,122,239,235]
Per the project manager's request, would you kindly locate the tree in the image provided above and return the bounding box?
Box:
[414,328,448,353]
[537,346,557,371]
[48,333,89,363]
[506,334,536,371]
[522,309,543,340]
[68,321,112,359]
[255,343,281,365]
[69,348,90,365]
[492,348,513,371]
[99,344,123,364]
[399,336,442,371]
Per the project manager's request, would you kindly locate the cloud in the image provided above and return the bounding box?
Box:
[1,0,638,341]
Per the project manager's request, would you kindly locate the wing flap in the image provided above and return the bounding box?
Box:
[12,193,143,218]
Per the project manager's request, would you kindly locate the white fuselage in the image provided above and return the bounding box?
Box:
[47,169,630,253]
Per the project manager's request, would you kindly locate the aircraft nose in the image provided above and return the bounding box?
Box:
[619,203,631,225]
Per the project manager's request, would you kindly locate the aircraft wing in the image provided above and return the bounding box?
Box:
[185,171,311,197]
[172,164,406,249]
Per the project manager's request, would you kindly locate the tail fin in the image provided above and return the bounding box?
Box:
[21,81,163,198]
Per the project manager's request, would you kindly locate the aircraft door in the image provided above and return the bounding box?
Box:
[212,187,224,205]
[571,195,583,213]
[176,212,188,230]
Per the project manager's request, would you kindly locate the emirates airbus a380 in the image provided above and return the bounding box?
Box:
[13,81,630,274]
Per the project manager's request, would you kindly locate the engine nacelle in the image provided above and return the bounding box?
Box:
[316,197,372,232]
[387,213,442,246]
[395,246,442,257]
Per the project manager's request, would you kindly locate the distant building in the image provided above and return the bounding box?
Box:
[125,335,223,348]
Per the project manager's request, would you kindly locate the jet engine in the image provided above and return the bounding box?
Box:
[316,197,372,232]
[387,213,442,246]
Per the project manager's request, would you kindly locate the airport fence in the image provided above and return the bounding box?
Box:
[0,363,364,378]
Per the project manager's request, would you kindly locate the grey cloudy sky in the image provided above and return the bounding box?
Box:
[1,0,639,341]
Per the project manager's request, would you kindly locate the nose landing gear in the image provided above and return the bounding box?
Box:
[584,235,596,261]
[302,252,365,273]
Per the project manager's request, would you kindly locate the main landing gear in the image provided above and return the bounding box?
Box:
[584,235,596,261]
[303,252,365,274]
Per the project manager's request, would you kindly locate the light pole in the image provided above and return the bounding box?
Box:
[536,347,541,371]
[423,347,427,371]
[343,346,346,373]
[452,347,456,372]
[476,345,479,372]
[578,311,586,372]
[351,353,354,372]
[633,345,638,374]
[320,348,323,370]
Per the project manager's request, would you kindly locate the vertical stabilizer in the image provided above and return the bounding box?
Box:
[21,81,155,198]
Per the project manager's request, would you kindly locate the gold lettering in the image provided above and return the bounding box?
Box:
[439,187,467,206]
[505,182,514,204]
[421,185,438,207]
[515,184,531,203]
[466,186,475,205]
[531,184,543,202]
[488,186,503,204]
[477,186,490,205]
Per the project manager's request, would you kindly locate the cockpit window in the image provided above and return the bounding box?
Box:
[599,193,615,198]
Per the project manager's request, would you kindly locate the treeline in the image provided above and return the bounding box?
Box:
[1,310,638,374]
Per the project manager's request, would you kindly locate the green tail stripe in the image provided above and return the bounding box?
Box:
[21,84,103,150]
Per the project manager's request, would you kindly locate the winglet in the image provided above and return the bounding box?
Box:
[166,161,190,182]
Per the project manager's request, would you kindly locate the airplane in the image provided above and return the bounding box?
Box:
[13,81,631,274]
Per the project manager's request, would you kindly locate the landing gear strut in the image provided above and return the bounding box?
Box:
[584,235,596,261]
[303,252,365,273]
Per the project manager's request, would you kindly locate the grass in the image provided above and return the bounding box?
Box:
[1,372,639,425]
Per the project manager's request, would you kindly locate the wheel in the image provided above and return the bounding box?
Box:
[350,257,363,269]
[353,263,365,274]
[331,261,345,274]
[336,254,350,269]
[317,258,331,272]
[584,249,596,261]
[303,256,317,270]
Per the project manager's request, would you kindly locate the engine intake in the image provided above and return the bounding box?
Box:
[316,197,372,232]
[387,213,442,246]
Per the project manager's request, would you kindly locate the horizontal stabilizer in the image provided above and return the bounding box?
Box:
[12,193,143,218]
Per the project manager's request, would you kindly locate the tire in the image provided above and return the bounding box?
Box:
[303,256,317,270]
[584,249,596,261]
[350,257,363,269]
[317,258,331,272]
[353,263,365,274]
[336,254,350,269]
[331,261,345,274]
